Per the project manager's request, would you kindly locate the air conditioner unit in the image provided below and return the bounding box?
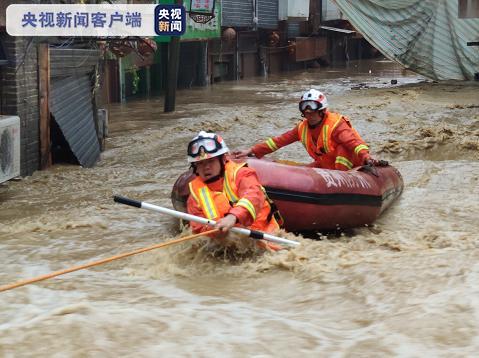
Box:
[0,115,21,184]
[279,0,310,21]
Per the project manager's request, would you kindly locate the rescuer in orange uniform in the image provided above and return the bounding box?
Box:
[186,131,282,248]
[234,89,386,170]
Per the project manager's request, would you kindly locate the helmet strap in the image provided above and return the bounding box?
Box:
[204,174,222,184]
[191,163,198,175]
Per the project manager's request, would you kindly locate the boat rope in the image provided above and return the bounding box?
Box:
[0,229,219,293]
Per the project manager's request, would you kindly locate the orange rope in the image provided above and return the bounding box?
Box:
[0,229,218,293]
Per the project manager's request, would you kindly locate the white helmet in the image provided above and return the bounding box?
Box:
[299,89,328,112]
[187,131,229,163]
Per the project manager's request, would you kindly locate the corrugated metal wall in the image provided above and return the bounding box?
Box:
[50,48,99,78]
[50,76,100,168]
[50,48,100,167]
[222,0,254,27]
[258,0,278,29]
[287,21,301,38]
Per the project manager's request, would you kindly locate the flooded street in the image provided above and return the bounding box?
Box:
[1,59,479,356]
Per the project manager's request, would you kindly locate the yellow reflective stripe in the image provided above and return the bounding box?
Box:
[236,198,256,220]
[354,144,369,155]
[332,117,342,132]
[223,162,246,203]
[335,156,353,169]
[265,138,278,151]
[301,124,308,147]
[188,182,199,204]
[199,187,218,219]
[223,173,238,203]
[323,125,329,153]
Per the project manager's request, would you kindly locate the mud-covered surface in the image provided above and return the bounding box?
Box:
[1,59,478,356]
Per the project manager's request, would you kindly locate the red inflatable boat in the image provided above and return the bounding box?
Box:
[171,158,403,232]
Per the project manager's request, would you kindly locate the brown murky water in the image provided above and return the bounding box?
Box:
[1,59,479,356]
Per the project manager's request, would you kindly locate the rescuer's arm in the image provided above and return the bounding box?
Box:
[227,167,265,227]
[233,126,300,159]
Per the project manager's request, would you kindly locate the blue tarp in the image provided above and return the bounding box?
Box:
[334,0,479,80]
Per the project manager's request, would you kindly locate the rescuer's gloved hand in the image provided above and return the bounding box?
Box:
[365,158,389,167]
[232,148,254,159]
[215,214,237,234]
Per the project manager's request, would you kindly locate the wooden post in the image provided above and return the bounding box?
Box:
[38,43,51,169]
[234,31,240,80]
[198,41,208,87]
[164,0,182,112]
[119,57,126,103]
[146,65,151,97]
[104,59,111,104]
[164,35,180,112]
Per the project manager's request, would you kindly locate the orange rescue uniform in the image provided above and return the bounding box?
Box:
[187,161,279,234]
[251,111,370,170]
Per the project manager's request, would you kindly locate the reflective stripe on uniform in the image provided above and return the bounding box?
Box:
[223,162,245,203]
[198,187,218,219]
[265,138,278,151]
[354,144,369,155]
[323,125,330,153]
[300,123,308,147]
[223,173,238,203]
[236,198,256,220]
[188,182,199,204]
[335,156,353,169]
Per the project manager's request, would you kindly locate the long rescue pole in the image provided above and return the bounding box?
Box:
[0,229,219,293]
[113,196,300,247]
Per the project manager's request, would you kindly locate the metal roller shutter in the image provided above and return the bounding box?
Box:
[258,0,278,29]
[222,0,254,27]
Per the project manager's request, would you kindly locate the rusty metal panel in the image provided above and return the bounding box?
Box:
[314,37,327,58]
[241,53,257,77]
[268,51,283,73]
[293,37,327,61]
[103,59,120,104]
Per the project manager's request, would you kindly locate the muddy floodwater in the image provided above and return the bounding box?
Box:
[1,59,478,356]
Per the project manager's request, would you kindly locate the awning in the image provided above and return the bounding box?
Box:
[319,25,356,34]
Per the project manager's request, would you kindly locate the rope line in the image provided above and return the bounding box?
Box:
[0,229,218,293]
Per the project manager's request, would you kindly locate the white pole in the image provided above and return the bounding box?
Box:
[114,196,300,247]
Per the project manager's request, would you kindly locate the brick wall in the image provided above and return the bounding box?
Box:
[0,32,40,176]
